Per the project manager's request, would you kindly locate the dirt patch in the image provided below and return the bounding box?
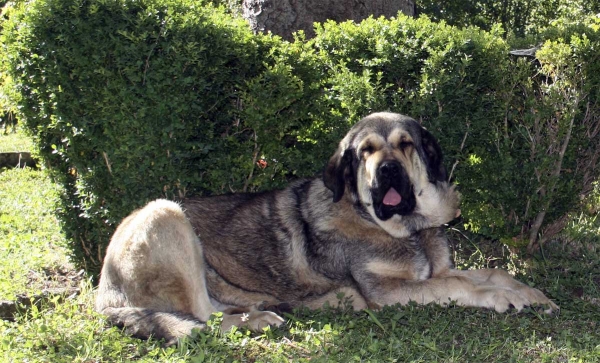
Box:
[0,152,38,168]
[1,267,85,321]
[26,265,83,293]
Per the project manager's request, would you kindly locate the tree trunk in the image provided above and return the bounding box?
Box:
[243,0,415,40]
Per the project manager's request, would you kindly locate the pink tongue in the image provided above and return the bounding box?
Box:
[383,187,402,206]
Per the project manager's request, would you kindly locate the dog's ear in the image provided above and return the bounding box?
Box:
[420,127,448,182]
[323,148,354,203]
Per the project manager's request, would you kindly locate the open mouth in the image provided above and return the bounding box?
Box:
[371,162,416,220]
[373,185,416,220]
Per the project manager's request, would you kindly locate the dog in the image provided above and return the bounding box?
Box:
[95,112,558,344]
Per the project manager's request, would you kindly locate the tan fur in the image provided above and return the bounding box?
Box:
[98,200,215,320]
[302,287,368,310]
[96,112,557,345]
[365,259,430,281]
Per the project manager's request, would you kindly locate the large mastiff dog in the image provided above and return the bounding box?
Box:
[96,112,557,344]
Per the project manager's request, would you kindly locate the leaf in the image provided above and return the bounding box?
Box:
[364,309,386,332]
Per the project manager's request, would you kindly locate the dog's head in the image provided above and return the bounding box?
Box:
[323,112,458,237]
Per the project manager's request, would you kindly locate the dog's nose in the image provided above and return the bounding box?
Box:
[379,161,401,177]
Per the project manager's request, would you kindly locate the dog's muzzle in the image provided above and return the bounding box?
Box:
[371,161,416,220]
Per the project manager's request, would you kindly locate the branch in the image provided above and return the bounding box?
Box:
[527,96,578,253]
[243,131,260,193]
[448,124,469,182]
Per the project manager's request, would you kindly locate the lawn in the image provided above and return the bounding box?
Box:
[0,132,599,362]
[0,130,34,153]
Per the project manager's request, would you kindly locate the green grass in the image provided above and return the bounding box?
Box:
[0,167,72,300]
[1,133,599,362]
[0,129,34,153]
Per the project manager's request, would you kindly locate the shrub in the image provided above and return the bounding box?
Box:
[0,0,336,272]
[2,0,599,271]
[311,16,600,250]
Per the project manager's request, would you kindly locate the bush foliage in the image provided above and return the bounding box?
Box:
[417,0,600,37]
[1,0,599,271]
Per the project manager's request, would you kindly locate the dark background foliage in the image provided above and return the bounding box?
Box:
[417,0,600,37]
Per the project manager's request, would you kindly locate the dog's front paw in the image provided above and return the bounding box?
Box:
[514,285,559,314]
[475,287,527,313]
[475,286,558,314]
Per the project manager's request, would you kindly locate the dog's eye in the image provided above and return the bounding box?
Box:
[361,145,374,155]
[399,141,413,149]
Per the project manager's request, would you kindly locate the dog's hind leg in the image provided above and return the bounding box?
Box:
[96,199,218,343]
[96,199,283,344]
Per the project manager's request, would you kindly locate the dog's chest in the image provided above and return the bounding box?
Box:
[358,228,452,281]
[362,252,431,281]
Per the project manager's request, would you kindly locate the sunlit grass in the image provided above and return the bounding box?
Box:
[0,167,72,300]
[0,129,34,153]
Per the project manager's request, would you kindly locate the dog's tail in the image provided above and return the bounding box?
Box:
[99,306,206,345]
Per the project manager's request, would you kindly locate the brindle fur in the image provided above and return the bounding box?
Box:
[96,112,558,345]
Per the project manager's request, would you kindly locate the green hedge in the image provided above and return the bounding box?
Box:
[2,0,599,271]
